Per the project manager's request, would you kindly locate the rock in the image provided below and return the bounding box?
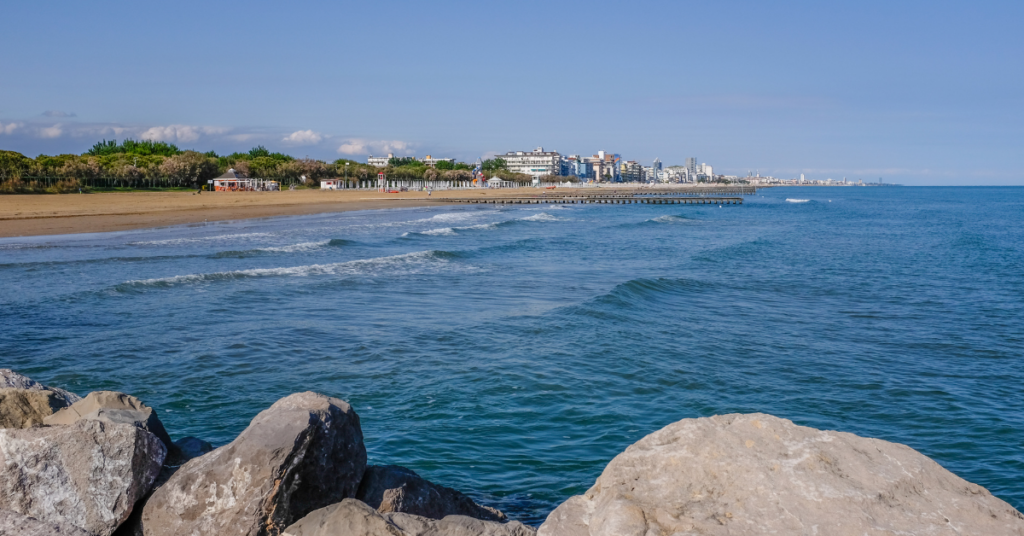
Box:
[385,513,536,536]
[0,369,81,406]
[282,499,536,536]
[172,436,213,460]
[0,419,166,536]
[282,499,404,536]
[0,388,67,428]
[43,391,174,454]
[537,413,1024,536]
[356,465,506,522]
[140,391,366,536]
[0,509,93,536]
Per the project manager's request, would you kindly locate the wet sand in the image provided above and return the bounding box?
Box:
[0,188,553,238]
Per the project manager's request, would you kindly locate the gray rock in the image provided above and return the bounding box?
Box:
[0,420,166,536]
[44,391,174,454]
[0,509,93,536]
[283,499,404,536]
[356,465,506,522]
[282,499,535,536]
[537,413,1024,536]
[385,513,535,536]
[0,369,81,406]
[0,388,67,428]
[140,392,366,536]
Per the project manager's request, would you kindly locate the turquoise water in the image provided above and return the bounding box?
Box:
[1,187,1022,523]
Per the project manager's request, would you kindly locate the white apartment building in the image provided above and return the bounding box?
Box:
[499,147,563,177]
[422,155,455,168]
[367,153,394,167]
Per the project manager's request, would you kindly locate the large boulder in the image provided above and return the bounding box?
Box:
[356,465,506,522]
[0,388,67,428]
[0,420,166,536]
[139,392,366,536]
[537,413,1024,536]
[44,391,174,454]
[0,509,92,536]
[0,369,81,406]
[282,499,535,536]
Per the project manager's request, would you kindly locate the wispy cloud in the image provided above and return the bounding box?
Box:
[39,124,63,138]
[282,129,323,145]
[337,139,412,156]
[42,110,76,118]
[135,125,227,144]
[0,122,20,135]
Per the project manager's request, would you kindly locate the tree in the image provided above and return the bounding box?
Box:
[481,158,508,171]
[434,160,455,171]
[388,156,419,167]
[159,151,218,186]
[86,139,181,157]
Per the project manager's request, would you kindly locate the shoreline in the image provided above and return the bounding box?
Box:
[0,188,552,238]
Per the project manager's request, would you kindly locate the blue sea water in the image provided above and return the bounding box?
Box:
[1,187,1022,524]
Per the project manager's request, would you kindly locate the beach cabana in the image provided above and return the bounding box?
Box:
[211,169,279,192]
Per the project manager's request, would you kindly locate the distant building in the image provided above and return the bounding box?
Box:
[586,150,621,181]
[368,153,394,167]
[686,157,697,177]
[620,160,644,182]
[422,155,455,168]
[499,147,563,177]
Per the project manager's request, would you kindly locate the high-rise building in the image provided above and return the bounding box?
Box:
[686,157,697,176]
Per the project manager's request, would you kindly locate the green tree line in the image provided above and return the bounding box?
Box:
[0,140,531,194]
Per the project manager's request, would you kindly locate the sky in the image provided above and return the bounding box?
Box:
[1,0,1022,185]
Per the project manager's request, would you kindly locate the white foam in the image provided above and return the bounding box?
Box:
[420,227,457,236]
[130,232,275,246]
[257,240,332,253]
[457,222,501,231]
[650,215,687,223]
[786,199,810,203]
[122,250,459,288]
[519,213,560,222]
[426,212,478,223]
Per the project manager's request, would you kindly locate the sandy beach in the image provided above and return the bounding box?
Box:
[0,188,559,238]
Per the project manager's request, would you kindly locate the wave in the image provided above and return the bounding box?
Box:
[648,215,693,224]
[116,250,464,290]
[786,199,810,203]
[211,239,352,258]
[519,213,561,222]
[129,232,276,246]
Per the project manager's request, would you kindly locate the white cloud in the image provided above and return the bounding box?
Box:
[138,125,201,143]
[337,139,412,156]
[42,110,76,118]
[40,124,63,138]
[0,122,20,135]
[282,129,323,145]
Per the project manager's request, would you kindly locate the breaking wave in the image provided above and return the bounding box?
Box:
[129,232,275,246]
[117,250,463,290]
[786,199,810,203]
[519,213,561,222]
[648,215,692,224]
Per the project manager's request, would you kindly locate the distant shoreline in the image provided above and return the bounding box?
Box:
[0,189,463,238]
[0,187,610,238]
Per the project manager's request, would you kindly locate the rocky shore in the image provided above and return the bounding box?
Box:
[1,368,1022,536]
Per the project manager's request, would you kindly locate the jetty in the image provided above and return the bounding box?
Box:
[432,185,754,206]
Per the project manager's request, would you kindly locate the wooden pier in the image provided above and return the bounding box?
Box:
[435,196,743,205]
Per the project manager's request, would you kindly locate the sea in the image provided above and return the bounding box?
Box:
[1,186,1021,524]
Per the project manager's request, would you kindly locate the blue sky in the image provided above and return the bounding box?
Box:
[1,0,1021,184]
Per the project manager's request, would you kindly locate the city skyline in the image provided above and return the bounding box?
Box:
[1,1,1021,185]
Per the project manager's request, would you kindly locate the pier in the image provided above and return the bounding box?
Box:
[435,196,743,205]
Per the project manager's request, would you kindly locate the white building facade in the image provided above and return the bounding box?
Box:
[499,147,563,177]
